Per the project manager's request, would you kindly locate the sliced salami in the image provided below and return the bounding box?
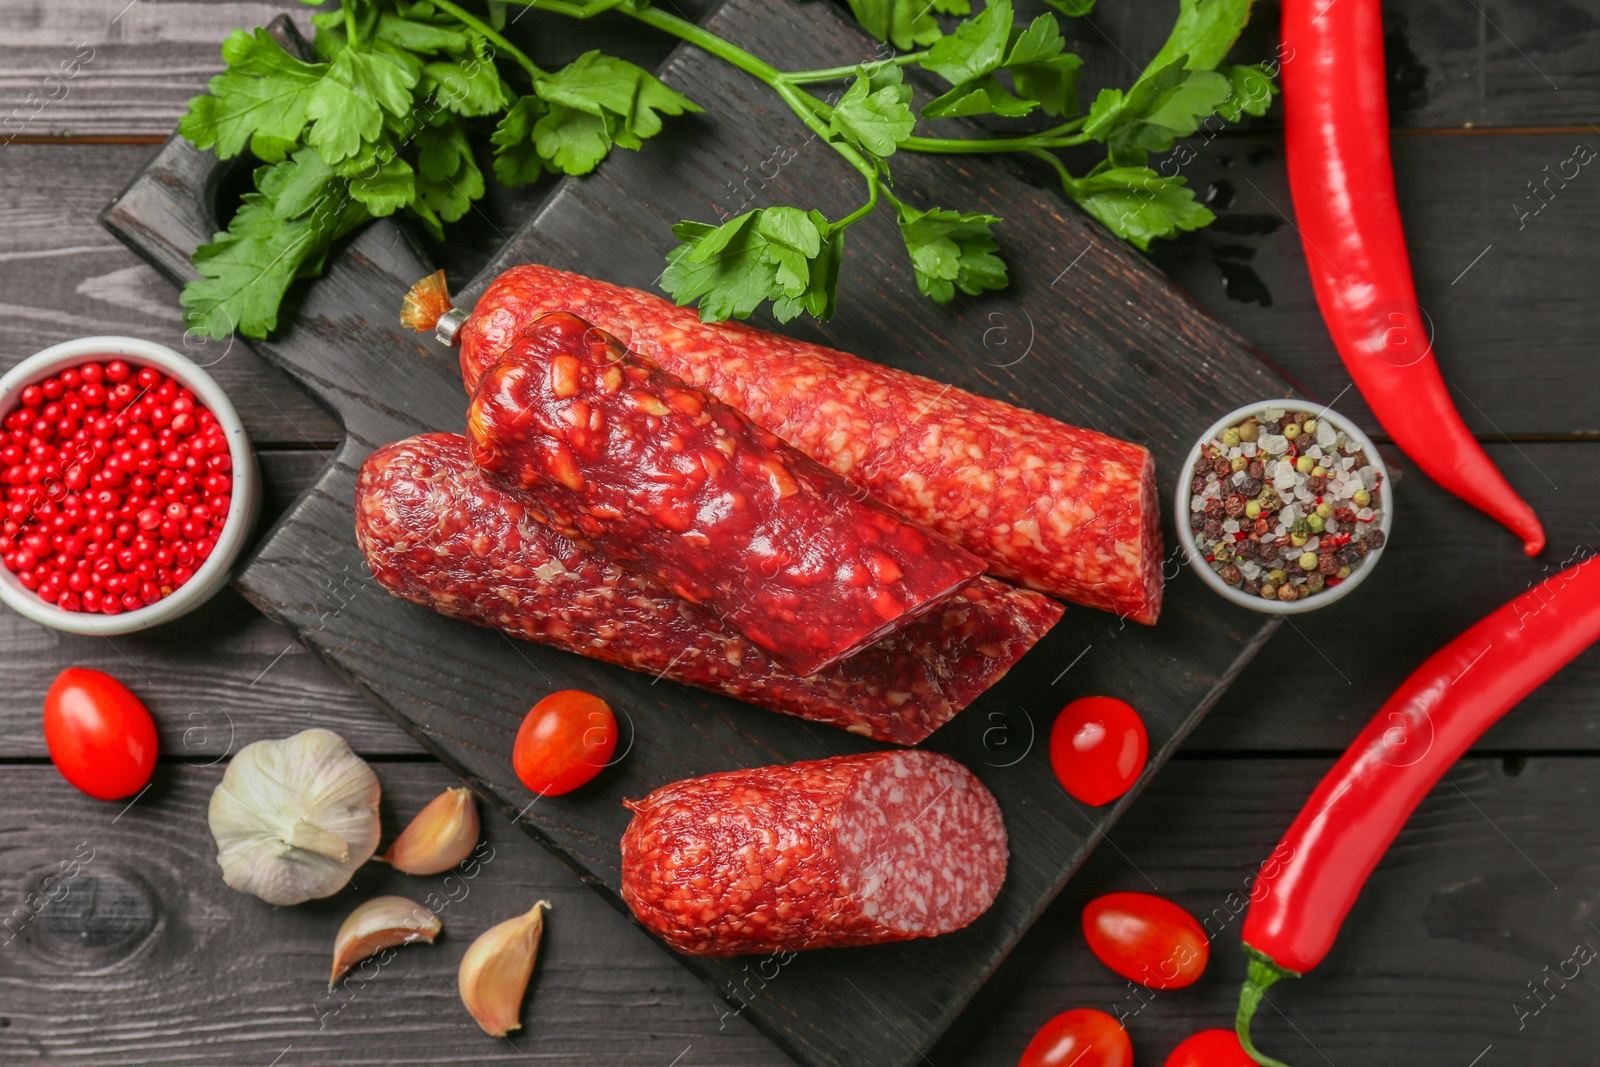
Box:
[356,434,1062,745]
[453,265,1163,623]
[620,750,1008,956]
[466,311,986,676]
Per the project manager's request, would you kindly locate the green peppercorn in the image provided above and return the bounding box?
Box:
[1283,423,1302,440]
[1238,421,1259,443]
[1259,583,1278,600]
[1353,487,1372,507]
[1307,514,1325,533]
[1245,500,1262,519]
[1232,455,1250,471]
[1222,428,1241,448]
[1268,568,1288,585]
[1337,565,1353,579]
[1295,455,1315,474]
[1290,530,1310,547]
[1297,551,1317,570]
[1315,501,1334,519]
[1303,418,1318,435]
[1311,464,1328,478]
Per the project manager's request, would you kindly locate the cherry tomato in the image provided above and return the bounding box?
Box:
[1049,696,1147,805]
[1018,1008,1132,1067]
[42,667,158,800]
[513,690,619,795]
[1083,890,1209,989]
[1163,1029,1257,1067]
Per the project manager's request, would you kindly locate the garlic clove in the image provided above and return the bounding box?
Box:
[458,900,550,1037]
[330,895,442,990]
[378,787,480,875]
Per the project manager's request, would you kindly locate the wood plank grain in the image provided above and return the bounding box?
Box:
[0,142,342,444]
[1187,442,1600,753]
[0,761,788,1066]
[1142,131,1600,440]
[1,0,1597,135]
[0,450,423,760]
[939,755,1600,1066]
[13,132,1591,450]
[100,4,1297,1063]
[0,0,701,137]
[32,441,1580,761]
[4,756,1597,1064]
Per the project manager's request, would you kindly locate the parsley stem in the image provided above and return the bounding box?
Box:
[828,177,880,234]
[434,0,546,79]
[342,0,360,47]
[780,53,927,85]
[903,131,1091,153]
[1027,147,1079,195]
[625,4,785,83]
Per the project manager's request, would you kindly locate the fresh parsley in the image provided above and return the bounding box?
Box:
[180,0,1272,337]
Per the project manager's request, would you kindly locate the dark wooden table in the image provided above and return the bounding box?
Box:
[2,1,1597,1064]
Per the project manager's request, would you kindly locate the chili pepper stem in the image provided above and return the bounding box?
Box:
[1236,947,1299,1067]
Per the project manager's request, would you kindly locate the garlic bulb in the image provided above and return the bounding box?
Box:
[208,729,382,906]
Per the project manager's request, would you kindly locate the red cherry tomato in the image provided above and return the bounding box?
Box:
[42,667,158,800]
[1049,696,1148,805]
[1018,1008,1132,1067]
[513,690,619,795]
[1163,1029,1257,1067]
[1083,891,1209,989]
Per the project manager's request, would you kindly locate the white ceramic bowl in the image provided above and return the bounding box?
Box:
[1175,398,1392,615]
[0,336,260,634]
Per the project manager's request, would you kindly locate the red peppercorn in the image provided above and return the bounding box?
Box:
[41,378,64,400]
[104,360,130,383]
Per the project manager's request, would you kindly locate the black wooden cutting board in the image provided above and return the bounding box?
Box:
[103,3,1295,1064]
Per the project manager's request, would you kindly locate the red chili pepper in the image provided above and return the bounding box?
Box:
[1235,551,1600,1065]
[1281,0,1544,556]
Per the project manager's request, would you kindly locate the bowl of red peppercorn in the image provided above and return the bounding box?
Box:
[0,336,259,634]
[1176,399,1392,615]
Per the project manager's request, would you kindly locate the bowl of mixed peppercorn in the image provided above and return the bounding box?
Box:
[1176,399,1391,614]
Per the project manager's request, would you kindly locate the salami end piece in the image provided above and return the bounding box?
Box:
[620,750,1008,956]
[356,435,1062,746]
[454,265,1164,624]
[467,311,986,676]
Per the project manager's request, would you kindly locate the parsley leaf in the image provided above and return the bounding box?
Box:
[842,0,945,50]
[895,205,1007,303]
[1066,167,1214,249]
[524,51,701,175]
[1083,58,1232,166]
[1044,0,1095,13]
[349,154,417,217]
[304,47,418,164]
[1142,0,1256,77]
[920,2,1083,119]
[1215,62,1278,121]
[421,41,506,117]
[829,65,915,157]
[179,28,324,162]
[374,11,469,53]
[412,119,485,238]
[490,95,550,185]
[1006,15,1083,117]
[920,0,1013,87]
[182,154,370,339]
[661,207,841,323]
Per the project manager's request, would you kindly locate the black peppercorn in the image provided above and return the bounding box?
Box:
[1219,564,1243,586]
[1364,529,1386,550]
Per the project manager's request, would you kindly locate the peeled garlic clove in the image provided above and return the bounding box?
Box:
[458,900,550,1037]
[378,787,480,875]
[331,895,441,989]
[208,729,382,906]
